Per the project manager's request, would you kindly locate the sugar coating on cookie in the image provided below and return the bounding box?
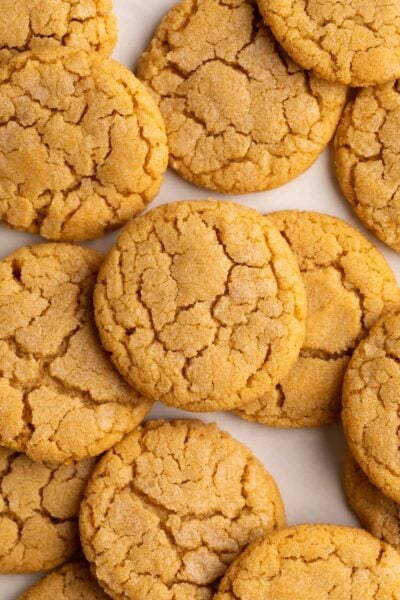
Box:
[0,243,152,464]
[214,524,400,599]
[236,211,399,428]
[0,47,168,242]
[343,308,400,505]
[345,452,400,552]
[258,0,400,87]
[335,83,400,252]
[137,0,346,194]
[94,201,306,411]
[0,0,117,65]
[18,562,109,599]
[0,447,96,573]
[80,420,286,600]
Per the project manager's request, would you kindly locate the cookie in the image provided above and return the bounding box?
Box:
[0,47,168,241]
[0,447,95,573]
[18,562,109,599]
[94,200,307,412]
[343,307,400,504]
[137,0,346,194]
[214,524,400,599]
[0,243,152,464]
[235,211,399,428]
[80,419,286,600]
[0,0,116,65]
[257,0,400,87]
[345,451,400,552]
[335,84,400,252]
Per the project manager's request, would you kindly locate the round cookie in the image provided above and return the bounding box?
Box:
[345,452,400,552]
[0,447,96,573]
[94,200,307,412]
[257,0,400,87]
[0,0,116,65]
[335,84,400,252]
[0,243,152,464]
[214,524,400,600]
[137,0,346,194]
[235,211,399,428]
[18,562,109,599]
[0,47,168,242]
[343,307,400,504]
[80,419,286,600]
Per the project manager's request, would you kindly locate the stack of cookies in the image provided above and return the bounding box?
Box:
[0,0,400,599]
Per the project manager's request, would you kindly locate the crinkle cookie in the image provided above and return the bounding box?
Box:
[18,562,109,599]
[0,0,116,65]
[335,83,400,252]
[0,47,168,241]
[94,200,306,412]
[137,0,346,194]
[343,307,400,504]
[257,0,400,87]
[345,452,400,552]
[214,524,400,600]
[80,420,286,600]
[235,211,399,428]
[0,447,95,573]
[0,243,152,464]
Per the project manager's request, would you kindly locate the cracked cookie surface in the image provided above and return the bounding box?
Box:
[18,562,109,599]
[79,419,286,600]
[0,0,116,65]
[214,524,400,599]
[0,243,152,464]
[137,0,346,194]
[0,47,168,241]
[335,83,400,252]
[0,447,96,573]
[343,307,400,504]
[94,200,306,412]
[345,451,400,552]
[235,211,399,428]
[258,0,400,87]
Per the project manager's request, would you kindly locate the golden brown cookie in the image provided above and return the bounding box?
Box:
[235,211,399,428]
[0,0,116,65]
[94,200,307,412]
[214,524,400,599]
[80,419,286,600]
[18,562,109,599]
[137,0,346,194]
[345,451,400,552]
[0,47,168,242]
[343,307,400,504]
[258,0,400,87]
[0,447,95,573]
[0,243,152,464]
[335,84,400,252]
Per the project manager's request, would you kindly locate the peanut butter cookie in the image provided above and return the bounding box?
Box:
[80,419,286,600]
[214,524,400,599]
[0,0,116,65]
[343,307,400,504]
[0,47,168,241]
[137,0,346,194]
[94,200,306,412]
[18,562,109,599]
[0,243,152,464]
[236,211,399,428]
[335,83,400,252]
[345,452,400,552]
[258,0,400,87]
[0,448,95,573]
